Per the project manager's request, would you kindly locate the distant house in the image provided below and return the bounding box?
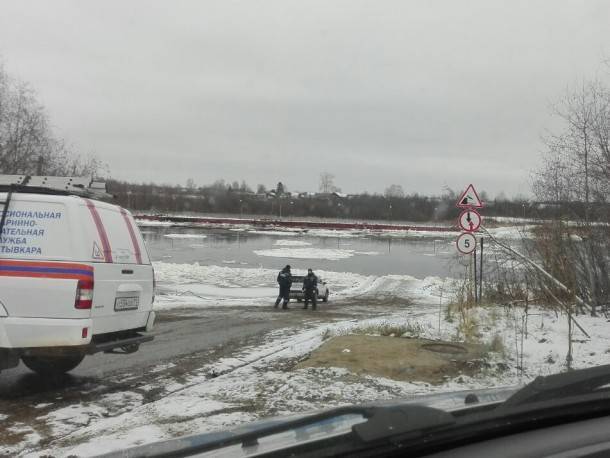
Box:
[265,190,301,199]
[314,192,333,199]
[233,189,256,197]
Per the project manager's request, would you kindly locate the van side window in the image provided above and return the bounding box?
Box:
[87,206,149,265]
[0,201,72,261]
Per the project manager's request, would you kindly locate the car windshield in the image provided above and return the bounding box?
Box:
[0,1,609,456]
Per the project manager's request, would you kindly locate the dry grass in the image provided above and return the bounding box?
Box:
[445,278,481,343]
[298,335,485,384]
[485,333,506,355]
[350,322,424,338]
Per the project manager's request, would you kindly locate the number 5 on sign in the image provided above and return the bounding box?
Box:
[456,232,476,255]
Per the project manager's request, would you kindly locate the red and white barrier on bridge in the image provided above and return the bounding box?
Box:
[135,214,458,233]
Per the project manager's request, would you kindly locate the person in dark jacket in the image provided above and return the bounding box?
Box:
[274,265,292,309]
[302,268,318,310]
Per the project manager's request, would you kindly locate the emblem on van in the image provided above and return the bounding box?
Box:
[92,242,105,260]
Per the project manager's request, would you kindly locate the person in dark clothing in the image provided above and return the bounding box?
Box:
[274,265,292,309]
[302,268,318,310]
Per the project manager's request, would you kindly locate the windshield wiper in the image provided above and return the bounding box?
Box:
[98,404,456,458]
[351,404,455,442]
[499,364,610,409]
[101,367,610,458]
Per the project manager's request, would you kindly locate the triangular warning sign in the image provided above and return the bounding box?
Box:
[456,184,484,208]
[92,242,104,260]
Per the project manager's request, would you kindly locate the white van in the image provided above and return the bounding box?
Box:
[0,176,155,376]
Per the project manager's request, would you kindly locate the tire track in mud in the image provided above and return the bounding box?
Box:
[2,311,339,456]
[6,299,419,456]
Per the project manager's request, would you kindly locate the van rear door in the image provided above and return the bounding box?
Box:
[78,199,153,335]
[0,194,91,319]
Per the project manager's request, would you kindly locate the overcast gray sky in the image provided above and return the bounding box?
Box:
[0,1,608,196]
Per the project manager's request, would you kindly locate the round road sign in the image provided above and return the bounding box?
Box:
[458,209,482,232]
[456,232,476,255]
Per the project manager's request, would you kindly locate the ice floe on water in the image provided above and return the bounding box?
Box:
[247,230,301,236]
[163,233,208,239]
[135,219,176,227]
[273,240,312,247]
[254,247,356,260]
[136,216,535,241]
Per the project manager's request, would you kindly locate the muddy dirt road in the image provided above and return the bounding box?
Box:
[0,305,336,393]
[0,300,407,456]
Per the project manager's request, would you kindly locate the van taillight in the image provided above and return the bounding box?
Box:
[75,279,94,309]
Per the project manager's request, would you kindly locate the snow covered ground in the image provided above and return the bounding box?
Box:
[23,292,610,457]
[153,261,444,310]
[7,225,606,457]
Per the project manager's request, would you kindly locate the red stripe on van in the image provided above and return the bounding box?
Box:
[0,260,94,281]
[84,199,113,263]
[120,208,142,264]
[0,271,93,281]
[0,260,94,272]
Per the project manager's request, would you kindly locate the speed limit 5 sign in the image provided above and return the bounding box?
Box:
[456,232,476,255]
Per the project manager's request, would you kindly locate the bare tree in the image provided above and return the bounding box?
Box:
[535,79,610,219]
[319,172,340,193]
[589,81,610,202]
[0,62,99,177]
[384,184,405,198]
[0,80,48,174]
[239,180,252,192]
[530,74,610,316]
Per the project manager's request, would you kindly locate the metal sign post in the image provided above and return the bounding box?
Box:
[456,232,476,255]
[458,209,481,232]
[455,184,484,303]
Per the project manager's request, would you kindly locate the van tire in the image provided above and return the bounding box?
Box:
[22,354,85,376]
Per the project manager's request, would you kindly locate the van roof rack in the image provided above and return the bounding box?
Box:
[0,175,111,199]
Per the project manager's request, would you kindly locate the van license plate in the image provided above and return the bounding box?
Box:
[114,296,139,311]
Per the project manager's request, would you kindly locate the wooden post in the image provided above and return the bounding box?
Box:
[479,237,484,302]
[566,304,573,370]
[438,288,443,336]
[473,247,478,304]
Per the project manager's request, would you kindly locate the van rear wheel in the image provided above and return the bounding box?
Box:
[22,353,84,376]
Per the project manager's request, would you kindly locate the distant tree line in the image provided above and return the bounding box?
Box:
[106,178,585,223]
